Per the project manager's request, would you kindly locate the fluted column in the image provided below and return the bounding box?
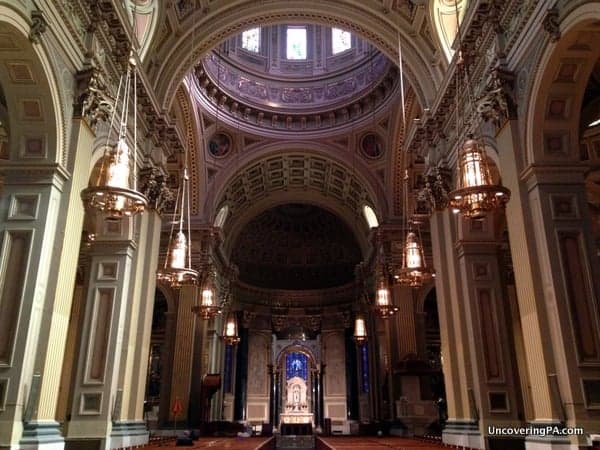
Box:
[167,286,198,425]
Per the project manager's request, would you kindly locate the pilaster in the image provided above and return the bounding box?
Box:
[0,161,67,449]
[497,119,600,449]
[429,210,481,448]
[18,118,95,450]
[110,209,161,448]
[454,212,522,448]
[64,215,136,450]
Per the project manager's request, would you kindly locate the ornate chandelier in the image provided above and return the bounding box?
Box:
[448,136,510,218]
[447,4,510,218]
[222,311,240,346]
[156,166,198,287]
[81,54,147,217]
[353,314,368,345]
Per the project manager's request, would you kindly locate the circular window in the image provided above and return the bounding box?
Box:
[208,132,232,158]
[360,133,384,159]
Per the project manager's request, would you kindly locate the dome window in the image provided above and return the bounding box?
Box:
[363,205,379,228]
[287,26,307,60]
[242,27,260,52]
[332,28,351,54]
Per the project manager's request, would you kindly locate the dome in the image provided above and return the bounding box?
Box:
[191,24,399,134]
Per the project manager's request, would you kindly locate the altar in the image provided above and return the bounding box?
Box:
[280,412,314,424]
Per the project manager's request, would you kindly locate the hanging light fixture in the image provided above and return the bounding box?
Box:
[373,233,397,318]
[192,261,221,319]
[81,53,147,217]
[222,310,240,346]
[395,39,434,288]
[156,164,198,287]
[447,4,510,218]
[353,314,368,346]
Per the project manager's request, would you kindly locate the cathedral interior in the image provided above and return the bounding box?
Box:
[0,1,599,449]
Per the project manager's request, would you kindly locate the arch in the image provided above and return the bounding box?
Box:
[208,143,388,222]
[526,4,600,166]
[275,343,318,370]
[0,5,63,166]
[150,1,442,113]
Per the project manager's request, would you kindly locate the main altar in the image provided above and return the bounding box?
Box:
[279,353,314,425]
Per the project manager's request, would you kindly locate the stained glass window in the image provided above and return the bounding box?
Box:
[332,28,351,54]
[286,352,308,380]
[287,27,307,60]
[223,345,234,393]
[361,345,370,393]
[242,28,260,53]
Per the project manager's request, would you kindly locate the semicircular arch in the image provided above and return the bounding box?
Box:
[150,1,442,114]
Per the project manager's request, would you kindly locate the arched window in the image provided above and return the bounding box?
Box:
[362,205,379,228]
[332,28,351,54]
[431,0,468,62]
[214,205,229,228]
[242,27,260,52]
[287,26,307,60]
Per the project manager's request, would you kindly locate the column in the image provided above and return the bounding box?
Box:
[430,210,479,447]
[0,116,94,450]
[268,365,276,425]
[497,120,600,449]
[454,212,522,447]
[64,213,136,449]
[167,286,198,426]
[110,208,161,448]
[233,326,248,421]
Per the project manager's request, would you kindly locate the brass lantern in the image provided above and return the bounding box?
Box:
[222,311,240,346]
[157,169,198,287]
[396,172,434,288]
[81,55,147,217]
[396,230,434,288]
[353,314,368,346]
[448,137,510,218]
[374,256,397,318]
[192,265,220,319]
